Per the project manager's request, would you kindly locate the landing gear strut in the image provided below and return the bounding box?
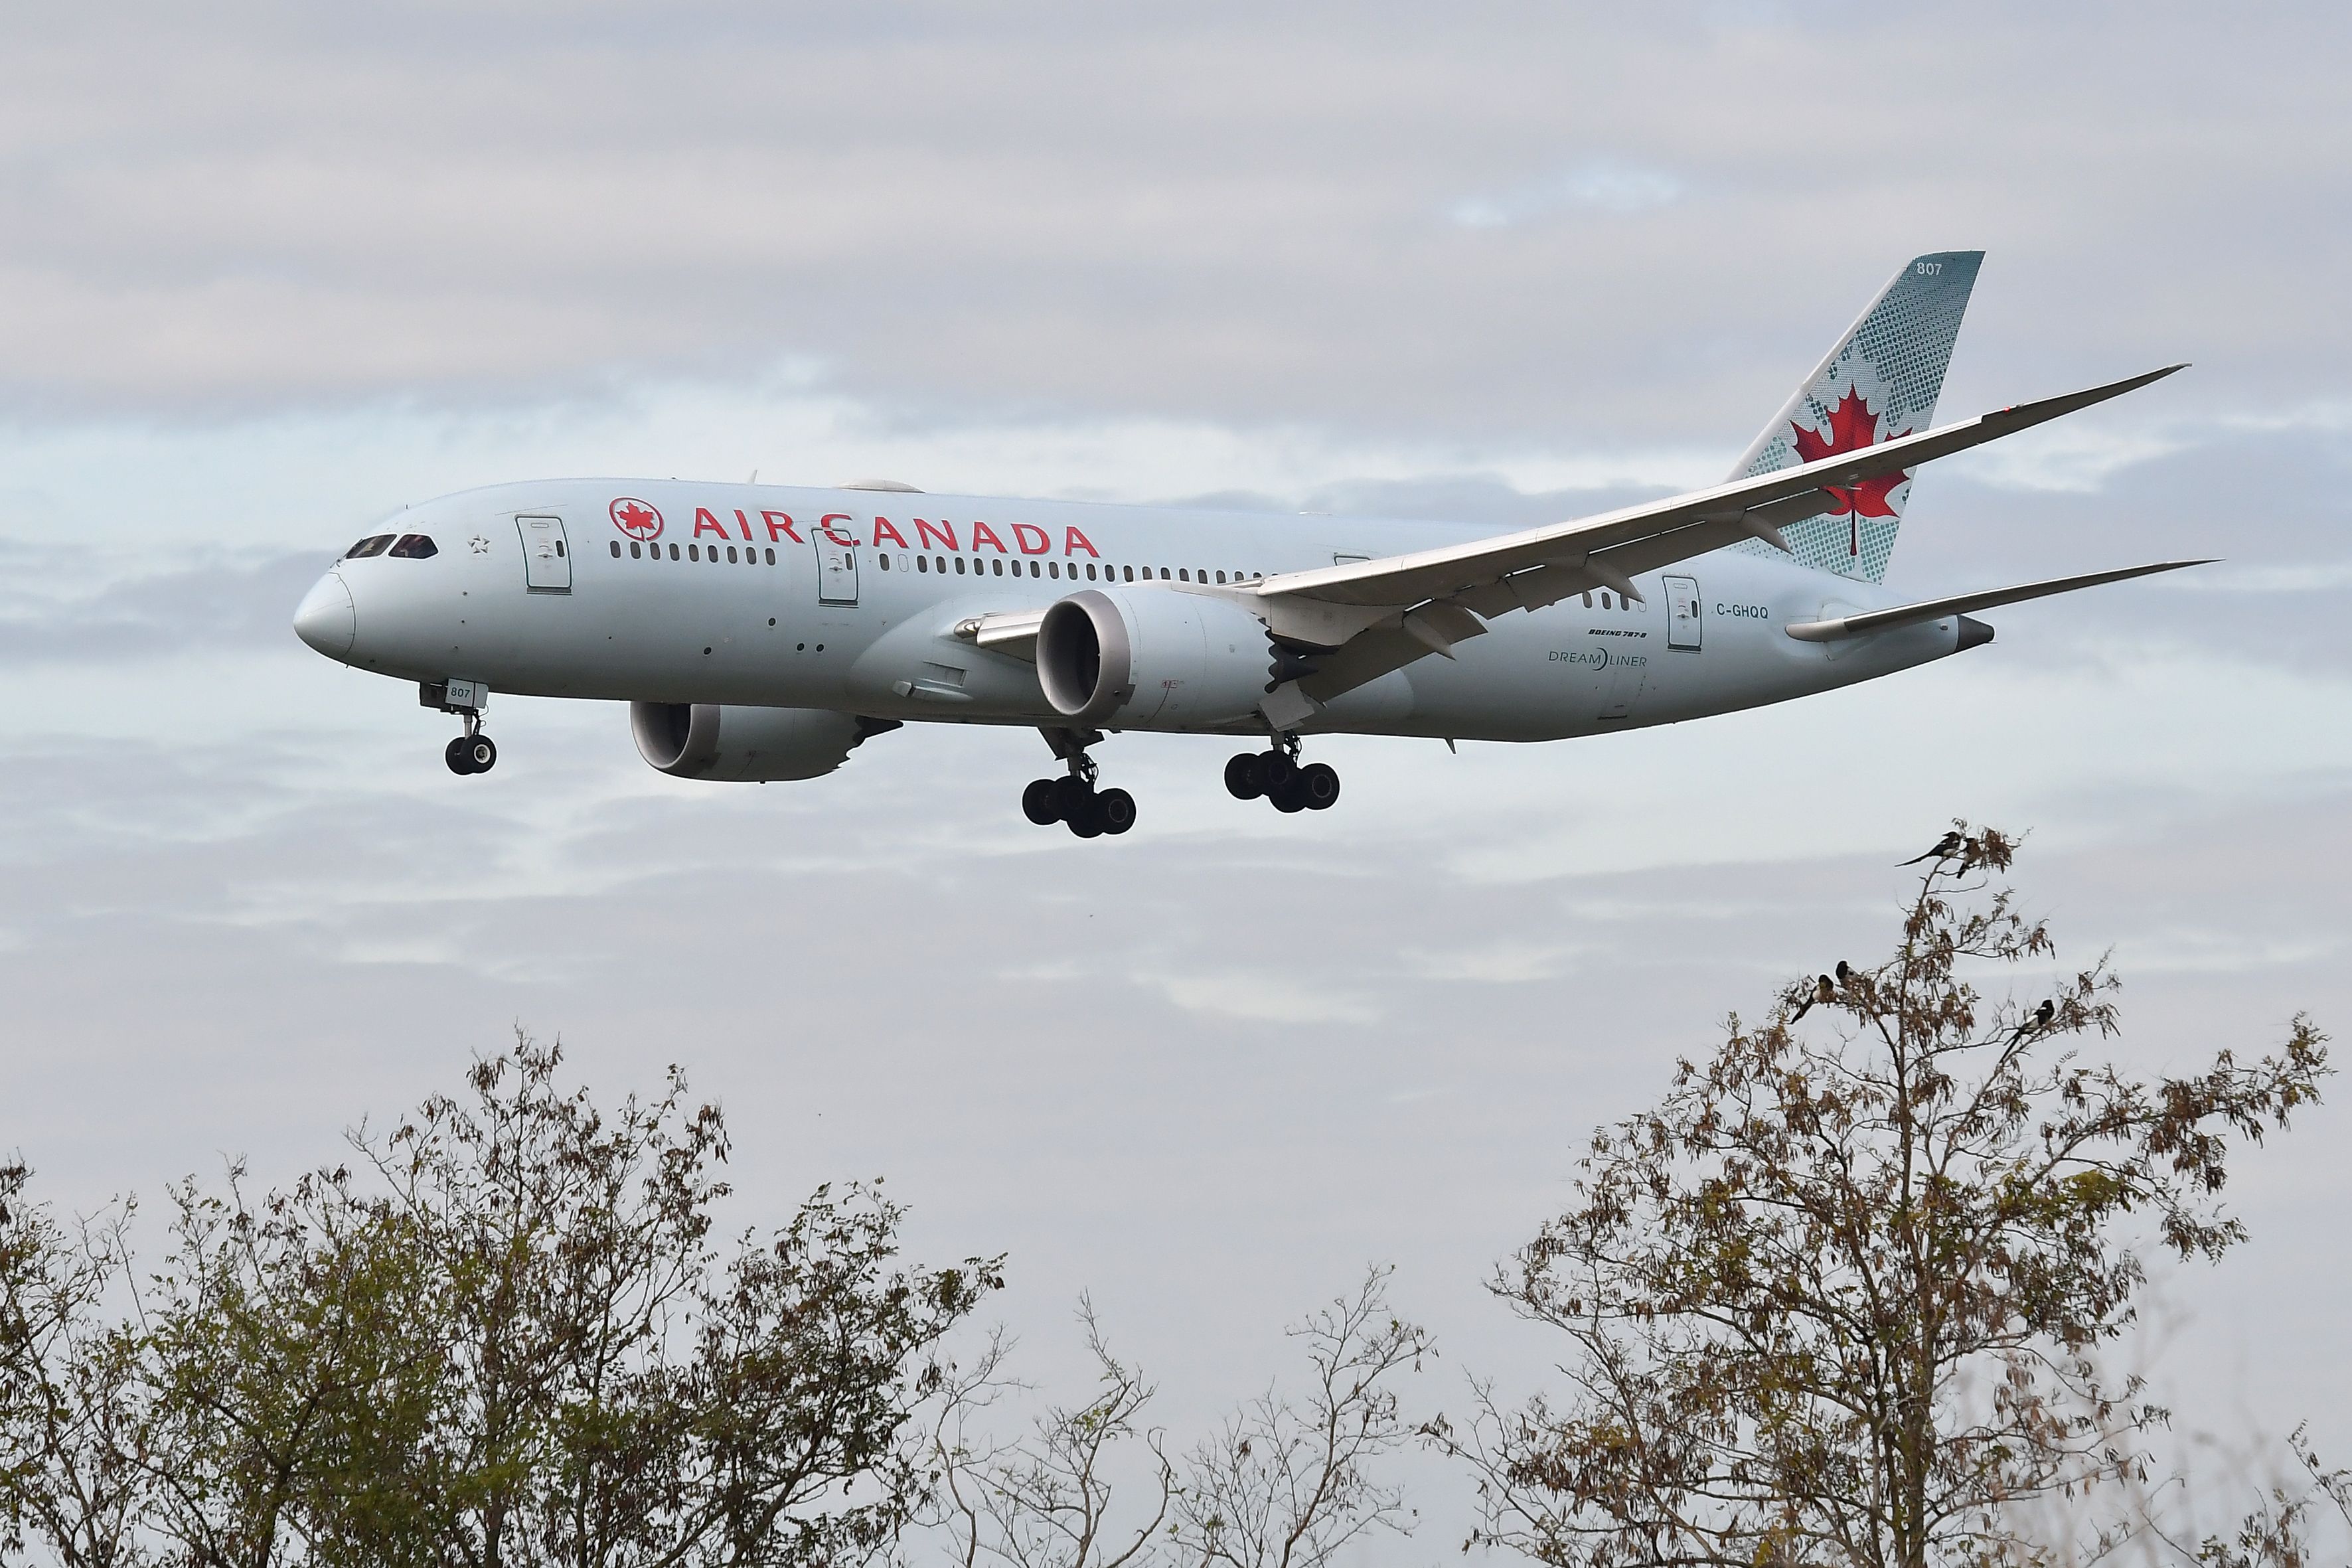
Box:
[1022,726,1135,838]
[426,679,498,776]
[1224,732,1339,813]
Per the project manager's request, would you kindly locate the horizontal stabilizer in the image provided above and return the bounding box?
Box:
[1783,558,2213,643]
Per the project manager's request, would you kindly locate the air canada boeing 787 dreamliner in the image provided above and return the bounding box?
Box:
[293,252,2201,836]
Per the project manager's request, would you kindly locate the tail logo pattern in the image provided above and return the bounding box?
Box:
[1790,385,1913,558]
[1725,250,1982,585]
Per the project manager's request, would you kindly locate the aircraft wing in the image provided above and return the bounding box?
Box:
[1782,558,2212,642]
[1234,364,2184,700]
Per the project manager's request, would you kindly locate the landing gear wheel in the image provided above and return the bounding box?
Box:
[1065,795,1105,838]
[464,736,497,774]
[1259,749,1296,791]
[1270,778,1310,813]
[1022,778,1059,825]
[1096,787,1137,835]
[1298,762,1340,811]
[1223,752,1264,800]
[1048,775,1092,823]
[445,736,476,775]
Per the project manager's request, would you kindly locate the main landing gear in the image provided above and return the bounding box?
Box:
[1224,734,1340,813]
[1023,727,1136,838]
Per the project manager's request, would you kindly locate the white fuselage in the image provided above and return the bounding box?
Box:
[296,479,1966,744]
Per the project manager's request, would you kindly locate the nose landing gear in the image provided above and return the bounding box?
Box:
[426,679,498,776]
[445,731,498,776]
[1022,726,1136,838]
[1223,734,1339,813]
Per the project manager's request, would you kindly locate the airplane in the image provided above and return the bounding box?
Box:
[291,251,2203,838]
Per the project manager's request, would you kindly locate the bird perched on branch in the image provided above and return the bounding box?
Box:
[2011,997,2057,1040]
[1790,974,1836,1022]
[1900,830,1969,866]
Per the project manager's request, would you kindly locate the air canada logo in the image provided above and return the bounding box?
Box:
[1792,386,1911,558]
[610,497,664,541]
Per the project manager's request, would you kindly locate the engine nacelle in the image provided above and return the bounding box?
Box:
[630,702,882,781]
[1036,587,1273,728]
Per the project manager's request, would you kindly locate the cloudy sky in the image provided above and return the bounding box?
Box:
[4,1,2349,1554]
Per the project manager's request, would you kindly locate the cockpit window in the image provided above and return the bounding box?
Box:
[388,534,439,558]
[342,534,395,560]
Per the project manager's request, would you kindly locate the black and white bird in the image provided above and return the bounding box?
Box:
[1900,830,1969,866]
[1790,974,1836,1022]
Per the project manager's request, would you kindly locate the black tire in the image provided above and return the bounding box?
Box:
[445,736,476,775]
[1048,775,1091,822]
[1259,750,1296,790]
[1065,800,1105,838]
[1223,752,1263,799]
[1298,761,1340,811]
[1022,778,1059,825]
[1097,787,1137,834]
[1271,779,1308,813]
[466,736,498,773]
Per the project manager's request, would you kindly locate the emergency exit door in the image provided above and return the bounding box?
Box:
[1665,575,1701,651]
[517,515,572,593]
[814,528,859,605]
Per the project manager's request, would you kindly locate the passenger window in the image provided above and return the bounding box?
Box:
[766,548,776,564]
[629,542,642,558]
[1123,565,1134,582]
[388,534,438,558]
[610,541,621,558]
[1177,569,1189,582]
[992,558,1004,576]
[1049,562,1060,578]
[917,556,928,572]
[688,544,700,561]
[879,552,890,571]
[726,546,737,563]
[955,558,967,574]
[667,543,678,560]
[1081,563,1093,580]
[1030,561,1040,577]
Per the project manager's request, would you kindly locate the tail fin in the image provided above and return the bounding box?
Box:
[1730,250,1983,584]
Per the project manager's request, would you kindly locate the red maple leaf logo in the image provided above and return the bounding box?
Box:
[1790,386,1910,555]
[610,497,664,541]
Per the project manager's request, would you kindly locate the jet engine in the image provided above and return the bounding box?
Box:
[629,702,892,781]
[1036,587,1275,728]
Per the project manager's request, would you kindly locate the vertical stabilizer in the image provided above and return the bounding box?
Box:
[1730,251,1982,584]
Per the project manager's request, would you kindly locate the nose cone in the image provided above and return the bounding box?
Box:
[293,570,356,658]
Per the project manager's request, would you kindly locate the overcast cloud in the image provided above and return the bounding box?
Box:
[3,3,2349,1557]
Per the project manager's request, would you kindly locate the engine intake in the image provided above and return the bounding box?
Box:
[1036,588,1274,729]
[630,703,894,781]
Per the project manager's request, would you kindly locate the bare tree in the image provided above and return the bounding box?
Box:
[1432,825,2329,1568]
[929,1267,1428,1568]
[1170,1268,1429,1568]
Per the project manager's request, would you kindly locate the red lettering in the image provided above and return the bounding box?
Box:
[1064,526,1100,559]
[915,517,959,552]
[969,520,1007,553]
[760,510,803,544]
[732,509,757,541]
[693,508,731,539]
[870,516,909,549]
[1011,523,1050,555]
[819,512,858,545]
